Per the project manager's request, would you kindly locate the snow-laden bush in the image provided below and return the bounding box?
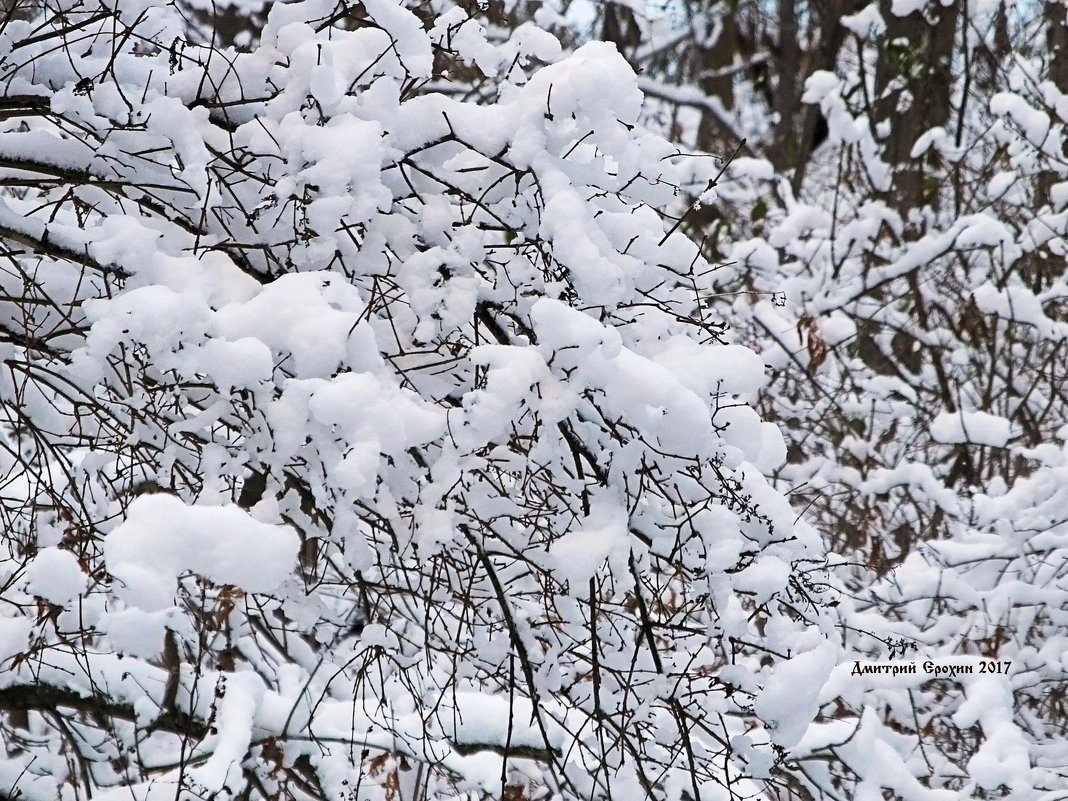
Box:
[695,6,1068,798]
[0,2,837,801]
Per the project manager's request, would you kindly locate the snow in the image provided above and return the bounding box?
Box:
[104,494,300,604]
[821,312,857,346]
[22,547,86,605]
[1050,181,1068,211]
[361,0,434,76]
[529,299,720,457]
[733,554,791,604]
[195,337,276,389]
[190,672,266,793]
[549,502,630,586]
[447,691,557,753]
[954,678,1032,793]
[715,403,767,463]
[972,281,1064,339]
[215,273,373,379]
[0,618,33,671]
[909,126,949,159]
[96,609,170,658]
[650,339,767,396]
[730,238,780,274]
[728,158,775,182]
[801,71,840,105]
[753,422,788,473]
[987,170,1018,200]
[753,643,836,748]
[930,411,1012,447]
[840,4,885,39]
[889,0,926,15]
[991,92,1052,151]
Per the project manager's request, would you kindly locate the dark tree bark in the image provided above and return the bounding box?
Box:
[873,0,959,217]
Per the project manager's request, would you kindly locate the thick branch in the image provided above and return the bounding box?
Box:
[0,683,208,739]
[0,95,51,121]
[0,205,126,277]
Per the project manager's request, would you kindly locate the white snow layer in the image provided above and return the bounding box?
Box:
[753,643,836,748]
[105,494,300,609]
[23,547,87,605]
[930,411,1012,447]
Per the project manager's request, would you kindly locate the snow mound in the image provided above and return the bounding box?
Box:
[753,644,837,748]
[105,494,300,610]
[930,411,1012,448]
[23,547,87,605]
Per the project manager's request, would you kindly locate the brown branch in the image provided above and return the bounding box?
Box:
[0,683,208,739]
[0,216,123,276]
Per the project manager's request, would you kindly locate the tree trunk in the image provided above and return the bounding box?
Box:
[873,0,959,216]
[694,1,738,151]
